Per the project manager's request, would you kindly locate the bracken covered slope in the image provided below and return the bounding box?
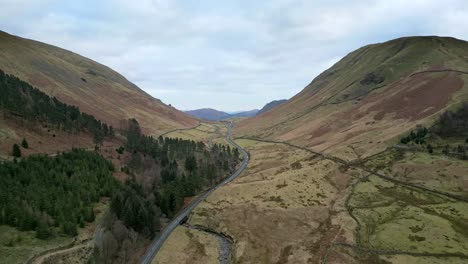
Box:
[0,31,197,135]
[235,36,468,159]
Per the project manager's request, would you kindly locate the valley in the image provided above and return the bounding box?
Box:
[154,132,467,263]
[149,37,468,264]
[0,27,467,264]
[141,123,249,264]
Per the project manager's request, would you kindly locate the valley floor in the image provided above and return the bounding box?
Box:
[154,135,468,263]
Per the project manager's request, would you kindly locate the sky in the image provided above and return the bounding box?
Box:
[1,0,468,111]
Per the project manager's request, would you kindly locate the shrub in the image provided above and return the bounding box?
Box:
[427,144,433,154]
[116,146,125,154]
[21,138,29,149]
[63,221,78,236]
[12,144,21,157]
[291,161,302,170]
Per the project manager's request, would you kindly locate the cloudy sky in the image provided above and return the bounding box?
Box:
[2,0,468,111]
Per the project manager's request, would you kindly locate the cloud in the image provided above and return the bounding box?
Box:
[1,0,468,111]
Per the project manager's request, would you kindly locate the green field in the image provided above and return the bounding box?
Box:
[347,151,468,258]
[0,225,73,264]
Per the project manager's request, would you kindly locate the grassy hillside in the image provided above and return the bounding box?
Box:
[0,31,197,135]
[235,36,468,159]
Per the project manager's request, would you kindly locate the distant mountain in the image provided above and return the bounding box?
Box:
[257,99,287,115]
[185,108,258,121]
[185,108,230,121]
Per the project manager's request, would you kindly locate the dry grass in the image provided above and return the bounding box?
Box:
[164,122,228,145]
[184,139,360,263]
[390,152,468,195]
[153,226,220,264]
[178,138,468,263]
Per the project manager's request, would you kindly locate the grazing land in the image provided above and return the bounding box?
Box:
[163,122,228,146]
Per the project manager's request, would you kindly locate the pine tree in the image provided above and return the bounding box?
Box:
[21,138,29,149]
[12,144,21,157]
[233,148,240,159]
[184,155,197,172]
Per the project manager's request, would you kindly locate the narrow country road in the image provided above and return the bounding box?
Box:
[139,123,249,264]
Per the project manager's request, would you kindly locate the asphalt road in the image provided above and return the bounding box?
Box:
[139,123,249,264]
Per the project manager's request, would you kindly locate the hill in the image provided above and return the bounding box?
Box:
[0,31,197,136]
[236,36,468,159]
[256,99,287,115]
[185,108,258,121]
[185,108,230,121]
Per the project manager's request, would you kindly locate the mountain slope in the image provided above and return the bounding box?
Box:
[0,31,197,135]
[235,36,468,159]
[256,99,287,115]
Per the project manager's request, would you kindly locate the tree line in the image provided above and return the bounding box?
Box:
[399,104,468,159]
[433,103,468,138]
[89,119,241,263]
[0,69,113,144]
[109,119,240,232]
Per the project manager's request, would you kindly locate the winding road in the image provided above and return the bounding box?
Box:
[139,123,249,264]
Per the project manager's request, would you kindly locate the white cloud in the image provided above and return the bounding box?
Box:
[1,0,468,111]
